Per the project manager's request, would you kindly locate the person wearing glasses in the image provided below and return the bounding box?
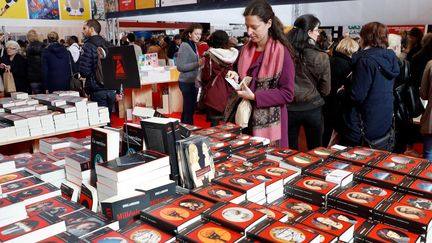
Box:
[286,14,331,150]
[0,40,29,94]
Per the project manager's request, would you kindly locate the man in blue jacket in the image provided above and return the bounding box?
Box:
[79,19,120,123]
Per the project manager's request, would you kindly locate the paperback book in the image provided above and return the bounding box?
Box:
[118,220,175,243]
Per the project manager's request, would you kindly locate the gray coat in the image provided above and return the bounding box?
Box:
[177,42,199,83]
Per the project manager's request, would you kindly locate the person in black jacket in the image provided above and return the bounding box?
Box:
[0,40,29,94]
[323,37,359,146]
[26,30,45,94]
[405,27,423,62]
[80,19,120,121]
[167,34,181,60]
[411,33,432,88]
[41,31,70,93]
[340,22,400,151]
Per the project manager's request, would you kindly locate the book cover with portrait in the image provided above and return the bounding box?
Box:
[282,152,321,172]
[63,209,118,238]
[410,162,432,182]
[373,153,425,175]
[331,146,388,166]
[118,220,175,243]
[202,202,267,233]
[47,149,77,162]
[0,171,33,185]
[394,193,432,212]
[296,212,354,242]
[253,166,300,185]
[400,177,432,199]
[177,220,244,243]
[355,167,405,190]
[212,151,231,164]
[355,222,422,243]
[374,201,432,235]
[26,196,83,218]
[0,212,66,242]
[240,201,288,222]
[248,219,320,243]
[81,227,132,242]
[193,127,222,137]
[140,200,201,233]
[228,139,252,153]
[243,169,284,194]
[214,160,241,176]
[285,176,339,207]
[321,208,367,231]
[215,122,242,135]
[209,139,231,153]
[290,222,338,243]
[1,176,43,195]
[323,160,363,174]
[8,183,60,205]
[38,232,81,243]
[169,194,214,215]
[232,148,266,163]
[305,166,338,180]
[209,132,238,142]
[307,147,336,160]
[264,204,299,222]
[255,158,280,168]
[266,148,299,161]
[191,184,245,204]
[214,174,265,199]
[270,197,320,215]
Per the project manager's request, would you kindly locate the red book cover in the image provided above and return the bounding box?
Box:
[361,168,405,188]
[338,187,384,209]
[253,166,299,183]
[296,224,337,243]
[215,160,242,174]
[240,201,287,221]
[407,178,432,196]
[203,202,267,233]
[194,128,222,136]
[63,209,115,238]
[307,147,335,159]
[271,197,320,214]
[236,134,252,140]
[398,194,432,211]
[170,194,214,214]
[373,154,424,175]
[82,227,132,242]
[209,139,231,152]
[249,220,320,243]
[306,166,337,179]
[245,170,283,187]
[209,132,237,142]
[353,183,395,198]
[357,222,421,243]
[38,232,80,242]
[214,174,265,194]
[178,220,243,243]
[299,212,354,237]
[8,183,59,203]
[265,204,299,221]
[332,147,388,165]
[322,208,366,231]
[414,164,432,182]
[255,159,280,168]
[0,171,33,184]
[119,0,135,11]
[191,184,245,203]
[119,220,175,242]
[378,201,432,232]
[228,139,251,152]
[25,162,62,174]
[48,149,76,161]
[292,176,339,195]
[215,122,242,134]
[212,151,230,163]
[268,148,298,160]
[324,160,363,174]
[283,152,321,170]
[26,196,82,217]
[1,177,43,194]
[13,153,39,168]
[233,148,266,161]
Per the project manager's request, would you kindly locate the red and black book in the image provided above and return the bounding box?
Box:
[47,149,77,162]
[209,131,238,142]
[320,208,367,231]
[1,176,43,195]
[269,197,320,215]
[79,182,98,212]
[373,201,432,235]
[13,153,41,169]
[228,139,252,153]
[191,184,245,204]
[232,148,266,163]
[284,176,339,207]
[212,151,231,164]
[295,212,355,242]
[177,220,244,243]
[121,123,144,157]
[202,202,267,233]
[240,201,289,222]
[140,200,201,233]
[243,169,284,194]
[307,147,336,160]
[65,149,91,172]
[215,122,242,135]
[399,176,432,199]
[81,227,132,242]
[26,196,83,217]
[355,222,422,243]
[209,139,231,153]
[354,167,405,190]
[24,162,64,181]
[0,171,33,185]
[38,232,80,243]
[282,152,322,173]
[8,183,60,205]
[214,174,265,201]
[372,153,425,175]
[215,160,243,175]
[410,162,432,182]
[179,123,202,138]
[290,222,338,243]
[305,165,353,187]
[266,148,298,161]
[330,147,388,166]
[101,191,150,228]
[255,158,280,168]
[118,220,175,242]
[168,194,214,215]
[247,219,320,243]
[264,204,299,222]
[252,166,300,185]
[305,165,338,180]
[193,127,222,136]
[327,182,391,218]
[390,192,432,211]
[63,209,119,238]
[322,159,363,174]
[0,212,66,242]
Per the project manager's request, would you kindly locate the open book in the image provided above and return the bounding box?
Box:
[225,76,252,90]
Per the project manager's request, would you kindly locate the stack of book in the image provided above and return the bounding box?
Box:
[285,176,339,207]
[90,127,120,184]
[62,96,90,128]
[0,154,16,176]
[0,120,15,141]
[64,150,91,186]
[39,137,74,154]
[87,102,100,126]
[98,107,110,124]
[14,111,44,136]
[0,113,29,138]
[214,174,266,204]
[70,137,91,150]
[118,220,175,242]
[24,162,65,187]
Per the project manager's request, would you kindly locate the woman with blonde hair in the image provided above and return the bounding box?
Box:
[324,37,359,146]
[0,40,29,93]
[26,29,45,94]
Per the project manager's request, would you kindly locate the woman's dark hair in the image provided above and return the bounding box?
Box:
[182,23,203,41]
[359,22,389,49]
[69,36,79,44]
[409,27,424,45]
[286,14,321,58]
[208,30,229,49]
[243,0,292,52]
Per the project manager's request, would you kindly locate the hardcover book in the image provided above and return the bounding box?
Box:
[63,209,119,238]
[168,194,214,215]
[266,148,298,161]
[121,122,145,156]
[284,176,339,207]
[240,201,289,222]
[355,222,422,243]
[214,174,265,201]
[191,184,245,204]
[355,167,405,190]
[281,152,321,173]
[215,122,242,134]
[202,202,267,233]
[331,147,388,166]
[177,220,244,243]
[307,147,335,160]
[118,220,175,243]
[26,195,83,218]
[232,148,266,163]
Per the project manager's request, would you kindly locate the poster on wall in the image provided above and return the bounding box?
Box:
[91,0,105,19]
[102,46,141,90]
[388,25,426,35]
[119,0,135,11]
[105,0,118,13]
[160,0,197,7]
[59,0,91,20]
[343,25,361,38]
[27,0,60,19]
[135,0,155,9]
[0,0,28,19]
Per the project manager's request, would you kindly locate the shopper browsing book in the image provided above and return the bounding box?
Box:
[225,0,295,148]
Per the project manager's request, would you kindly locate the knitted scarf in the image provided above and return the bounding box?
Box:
[237,37,285,143]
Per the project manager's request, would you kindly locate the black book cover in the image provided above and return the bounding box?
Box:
[99,150,167,172]
[79,183,95,211]
[136,180,176,201]
[90,129,108,185]
[66,150,91,171]
[101,192,150,228]
[121,123,144,156]
[60,183,77,201]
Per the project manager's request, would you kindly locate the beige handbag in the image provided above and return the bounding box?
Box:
[3,69,16,94]
[235,99,252,128]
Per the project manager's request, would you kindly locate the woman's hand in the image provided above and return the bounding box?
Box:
[237,82,255,100]
[198,57,205,66]
[226,71,239,83]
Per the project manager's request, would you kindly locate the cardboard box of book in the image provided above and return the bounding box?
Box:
[330,146,389,166]
[354,167,405,191]
[328,182,395,218]
[118,220,175,242]
[354,222,422,243]
[177,220,245,243]
[284,176,339,207]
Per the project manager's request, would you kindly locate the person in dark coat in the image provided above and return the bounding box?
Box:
[340,22,400,151]
[167,34,181,60]
[323,37,359,146]
[411,33,432,88]
[405,27,423,62]
[0,40,29,93]
[26,29,45,94]
[41,31,70,93]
